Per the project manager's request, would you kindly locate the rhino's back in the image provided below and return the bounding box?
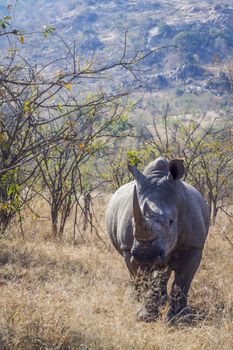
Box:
[177,181,210,248]
[106,181,135,255]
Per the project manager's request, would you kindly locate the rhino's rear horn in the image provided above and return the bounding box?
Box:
[128,163,147,187]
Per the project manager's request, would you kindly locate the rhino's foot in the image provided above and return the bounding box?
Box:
[166,306,206,326]
[137,306,160,322]
[166,306,189,325]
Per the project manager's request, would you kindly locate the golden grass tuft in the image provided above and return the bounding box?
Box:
[0,196,233,349]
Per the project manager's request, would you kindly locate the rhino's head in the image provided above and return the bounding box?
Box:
[129,158,184,268]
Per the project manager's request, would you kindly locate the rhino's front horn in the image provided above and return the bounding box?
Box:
[133,186,149,241]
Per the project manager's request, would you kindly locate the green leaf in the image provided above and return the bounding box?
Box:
[0,16,12,29]
[19,35,25,44]
[127,151,141,166]
[0,21,6,29]
[23,99,31,113]
[43,25,56,38]
[57,103,63,112]
[64,82,71,91]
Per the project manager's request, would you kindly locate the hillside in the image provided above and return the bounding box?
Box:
[0,197,232,349]
[0,3,233,347]
[1,0,233,99]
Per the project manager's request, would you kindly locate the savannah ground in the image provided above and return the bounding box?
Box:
[0,195,232,350]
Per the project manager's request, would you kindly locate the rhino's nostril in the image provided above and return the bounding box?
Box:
[158,250,166,264]
[131,241,165,265]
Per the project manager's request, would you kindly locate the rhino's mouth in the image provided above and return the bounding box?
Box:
[130,240,166,268]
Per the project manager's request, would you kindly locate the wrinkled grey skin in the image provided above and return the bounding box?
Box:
[106,157,210,323]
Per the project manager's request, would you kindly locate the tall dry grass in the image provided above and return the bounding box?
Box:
[0,195,232,349]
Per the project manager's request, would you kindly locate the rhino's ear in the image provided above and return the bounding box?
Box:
[168,159,184,181]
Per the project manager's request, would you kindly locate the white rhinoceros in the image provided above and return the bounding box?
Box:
[106,157,210,322]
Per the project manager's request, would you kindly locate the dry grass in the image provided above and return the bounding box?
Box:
[0,196,233,350]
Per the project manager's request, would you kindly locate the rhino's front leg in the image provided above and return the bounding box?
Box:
[123,251,172,322]
[123,250,139,275]
[167,248,203,323]
[135,268,171,322]
[159,269,172,307]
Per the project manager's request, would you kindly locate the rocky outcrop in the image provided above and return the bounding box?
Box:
[176,65,207,81]
[205,72,232,94]
[153,75,169,89]
[1,0,233,97]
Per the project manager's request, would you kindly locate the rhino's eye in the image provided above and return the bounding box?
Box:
[169,219,173,226]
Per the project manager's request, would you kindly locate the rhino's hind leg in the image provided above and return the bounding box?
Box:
[167,248,203,324]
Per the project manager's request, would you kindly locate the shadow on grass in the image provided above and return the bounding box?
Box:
[0,330,104,350]
[166,305,213,329]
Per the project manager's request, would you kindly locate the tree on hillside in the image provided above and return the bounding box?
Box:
[0,8,162,235]
[135,107,233,224]
[34,101,129,238]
